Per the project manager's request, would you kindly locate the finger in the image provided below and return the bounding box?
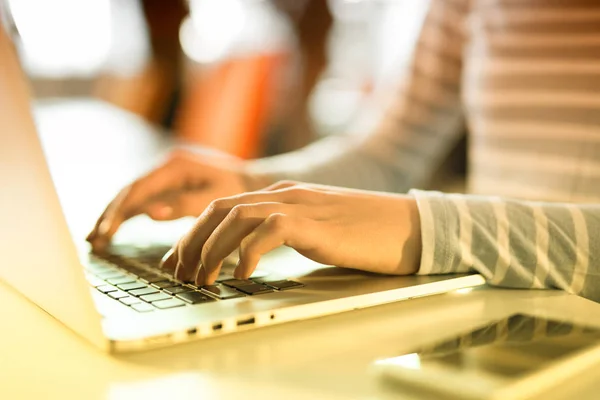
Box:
[263,180,359,195]
[172,190,317,281]
[171,200,231,281]
[92,162,187,243]
[235,213,317,280]
[198,203,300,285]
[160,247,177,273]
[87,187,132,251]
[174,252,201,282]
[87,186,132,241]
[221,188,306,205]
[261,180,301,191]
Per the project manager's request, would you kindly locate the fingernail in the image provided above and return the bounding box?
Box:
[174,261,185,281]
[160,248,175,270]
[98,219,111,236]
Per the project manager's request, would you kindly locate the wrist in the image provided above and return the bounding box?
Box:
[398,196,422,275]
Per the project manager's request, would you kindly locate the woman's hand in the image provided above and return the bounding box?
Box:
[161,181,422,285]
[87,150,270,251]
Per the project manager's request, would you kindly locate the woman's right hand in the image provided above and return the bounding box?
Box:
[86,150,270,252]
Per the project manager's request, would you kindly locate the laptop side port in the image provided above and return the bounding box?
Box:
[212,322,223,332]
[236,317,256,327]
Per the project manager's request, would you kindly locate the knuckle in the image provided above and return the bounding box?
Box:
[286,186,311,199]
[287,187,306,195]
[265,213,288,232]
[240,236,257,255]
[206,198,229,215]
[229,204,252,220]
[274,179,299,188]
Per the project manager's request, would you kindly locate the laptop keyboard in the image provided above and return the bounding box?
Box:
[84,245,304,313]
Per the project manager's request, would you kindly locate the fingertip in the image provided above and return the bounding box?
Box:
[160,248,177,271]
[174,261,185,281]
[203,261,222,285]
[194,265,206,286]
[233,270,242,279]
[98,219,112,237]
[147,204,174,221]
[233,260,249,280]
[90,237,109,254]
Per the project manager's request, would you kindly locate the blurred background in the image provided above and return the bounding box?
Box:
[2,0,429,160]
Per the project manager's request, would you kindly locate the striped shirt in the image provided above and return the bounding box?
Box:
[247,0,600,301]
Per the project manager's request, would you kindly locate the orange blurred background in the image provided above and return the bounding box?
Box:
[3,0,428,160]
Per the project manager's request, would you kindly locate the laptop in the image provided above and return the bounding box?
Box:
[0,20,485,353]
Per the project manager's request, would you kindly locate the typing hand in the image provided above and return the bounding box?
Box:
[87,150,267,252]
[160,181,422,285]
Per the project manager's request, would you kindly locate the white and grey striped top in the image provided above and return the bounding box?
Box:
[247,0,600,301]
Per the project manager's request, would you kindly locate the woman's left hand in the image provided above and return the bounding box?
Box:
[161,181,422,286]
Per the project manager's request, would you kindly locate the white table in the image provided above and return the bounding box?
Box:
[3,100,600,400]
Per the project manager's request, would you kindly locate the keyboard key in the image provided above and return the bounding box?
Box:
[151,281,179,289]
[221,279,254,289]
[163,286,192,295]
[201,285,245,300]
[117,281,147,291]
[86,274,106,287]
[140,293,172,303]
[152,298,186,309]
[131,303,155,313]
[119,296,141,306]
[176,291,214,304]
[137,256,162,266]
[119,264,147,275]
[97,284,118,293]
[215,274,235,282]
[108,290,129,299]
[102,254,123,264]
[85,263,114,274]
[249,270,270,279]
[107,245,141,258]
[236,284,273,296]
[139,274,167,284]
[129,287,159,297]
[96,271,126,280]
[106,276,137,285]
[262,280,305,291]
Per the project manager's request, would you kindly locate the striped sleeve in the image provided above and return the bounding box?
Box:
[245,0,469,193]
[411,190,600,302]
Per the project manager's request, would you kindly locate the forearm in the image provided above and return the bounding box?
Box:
[245,0,468,193]
[244,135,423,193]
[412,190,600,302]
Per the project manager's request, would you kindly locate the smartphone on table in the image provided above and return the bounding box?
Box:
[372,313,600,399]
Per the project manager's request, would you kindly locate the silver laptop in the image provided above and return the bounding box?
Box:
[0,21,485,353]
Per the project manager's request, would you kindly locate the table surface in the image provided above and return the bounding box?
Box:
[3,99,600,400]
